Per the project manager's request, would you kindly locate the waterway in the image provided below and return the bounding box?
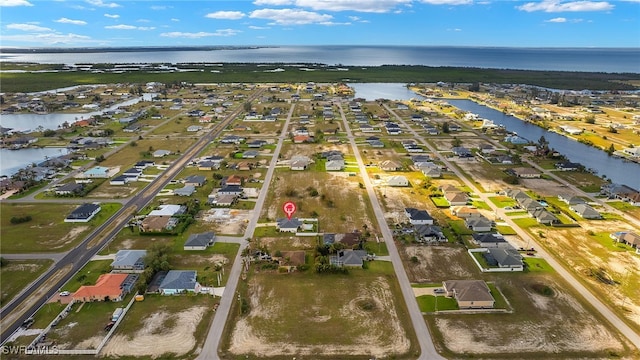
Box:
[0,93,157,132]
[0,147,69,177]
[351,83,640,188]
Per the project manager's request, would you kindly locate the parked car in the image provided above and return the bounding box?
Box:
[433,288,445,294]
[59,291,70,297]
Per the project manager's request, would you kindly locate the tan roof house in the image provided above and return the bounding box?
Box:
[443,280,495,309]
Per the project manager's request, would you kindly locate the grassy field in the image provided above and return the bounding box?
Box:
[2,64,639,93]
[0,259,53,307]
[0,202,122,253]
[61,260,112,292]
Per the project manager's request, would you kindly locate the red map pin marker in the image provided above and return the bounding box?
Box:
[283,201,297,220]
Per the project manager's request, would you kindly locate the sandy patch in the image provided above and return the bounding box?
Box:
[404,246,475,282]
[101,306,206,358]
[228,277,410,358]
[76,335,102,350]
[41,226,88,249]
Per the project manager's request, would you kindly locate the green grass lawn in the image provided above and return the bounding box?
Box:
[416,295,459,312]
[512,217,541,228]
[524,257,555,273]
[488,196,517,208]
[430,196,450,208]
[471,200,492,210]
[61,260,112,292]
[0,259,53,307]
[0,202,121,253]
[495,225,517,235]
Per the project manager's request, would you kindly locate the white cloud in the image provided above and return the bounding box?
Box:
[205,11,246,20]
[0,0,33,6]
[546,17,567,22]
[420,0,472,4]
[151,5,171,10]
[517,0,613,12]
[249,25,271,29]
[86,0,120,8]
[253,0,293,5]
[160,29,241,38]
[171,18,180,22]
[6,23,52,32]
[105,24,155,30]
[104,13,119,18]
[250,8,333,25]
[55,18,87,25]
[2,32,96,45]
[294,0,410,13]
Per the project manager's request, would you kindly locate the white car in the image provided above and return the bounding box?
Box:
[59,291,70,297]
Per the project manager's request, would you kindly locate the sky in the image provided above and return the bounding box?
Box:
[1,0,639,48]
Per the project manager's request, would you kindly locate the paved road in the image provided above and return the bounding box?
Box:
[0,88,266,344]
[197,92,298,360]
[384,104,640,350]
[338,103,445,360]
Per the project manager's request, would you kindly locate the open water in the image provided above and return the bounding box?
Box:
[2,46,638,73]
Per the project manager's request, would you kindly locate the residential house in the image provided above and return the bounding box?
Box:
[110,175,130,186]
[242,150,259,159]
[65,203,101,223]
[611,231,640,249]
[509,167,541,178]
[442,280,495,309]
[555,161,581,171]
[387,175,409,187]
[601,183,640,206]
[197,160,219,171]
[236,161,253,171]
[111,250,147,273]
[82,166,116,179]
[55,182,84,196]
[222,175,243,187]
[557,194,586,206]
[174,185,196,197]
[484,247,524,271]
[326,158,345,171]
[73,273,136,302]
[153,149,171,158]
[159,270,201,295]
[134,160,155,170]
[330,249,368,267]
[187,125,203,132]
[444,191,469,206]
[276,218,303,233]
[452,147,472,157]
[184,232,216,250]
[184,175,207,187]
[379,160,402,171]
[472,233,508,248]
[451,206,480,219]
[465,215,493,232]
[570,203,602,219]
[414,225,446,243]
[405,208,434,225]
[219,185,244,196]
[530,208,559,225]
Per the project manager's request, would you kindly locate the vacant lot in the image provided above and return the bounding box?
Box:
[261,168,376,234]
[542,222,640,333]
[102,294,217,358]
[403,245,632,358]
[0,259,53,307]
[0,203,121,253]
[224,263,417,359]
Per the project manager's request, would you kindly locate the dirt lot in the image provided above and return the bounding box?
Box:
[228,275,411,358]
[201,208,252,235]
[102,306,207,358]
[544,222,640,330]
[404,245,630,357]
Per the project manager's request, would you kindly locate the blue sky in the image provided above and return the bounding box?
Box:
[1,0,639,48]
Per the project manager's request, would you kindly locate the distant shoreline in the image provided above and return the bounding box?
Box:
[0,46,273,54]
